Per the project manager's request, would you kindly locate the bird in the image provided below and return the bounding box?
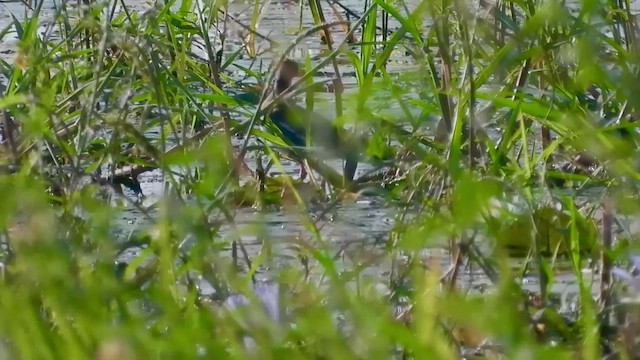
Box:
[264,59,362,184]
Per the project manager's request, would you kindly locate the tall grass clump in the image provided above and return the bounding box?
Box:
[1,0,640,358]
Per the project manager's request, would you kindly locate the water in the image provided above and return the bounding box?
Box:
[1,0,632,305]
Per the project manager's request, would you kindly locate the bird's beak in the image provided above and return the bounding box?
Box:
[290,75,303,86]
[292,66,305,85]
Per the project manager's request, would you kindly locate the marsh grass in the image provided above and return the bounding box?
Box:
[1,0,640,358]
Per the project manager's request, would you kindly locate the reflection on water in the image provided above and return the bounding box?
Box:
[0,0,625,302]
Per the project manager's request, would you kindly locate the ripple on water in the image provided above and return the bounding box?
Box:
[0,0,620,311]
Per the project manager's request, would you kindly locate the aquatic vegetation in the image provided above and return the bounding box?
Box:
[0,0,640,358]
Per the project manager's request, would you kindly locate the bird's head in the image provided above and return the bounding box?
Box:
[276,59,303,94]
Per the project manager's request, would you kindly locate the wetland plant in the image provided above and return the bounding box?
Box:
[0,0,640,358]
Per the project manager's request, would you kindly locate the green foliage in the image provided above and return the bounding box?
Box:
[0,0,639,358]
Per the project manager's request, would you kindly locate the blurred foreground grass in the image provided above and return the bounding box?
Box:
[1,0,640,358]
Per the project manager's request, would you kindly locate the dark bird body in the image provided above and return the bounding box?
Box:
[267,60,361,183]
